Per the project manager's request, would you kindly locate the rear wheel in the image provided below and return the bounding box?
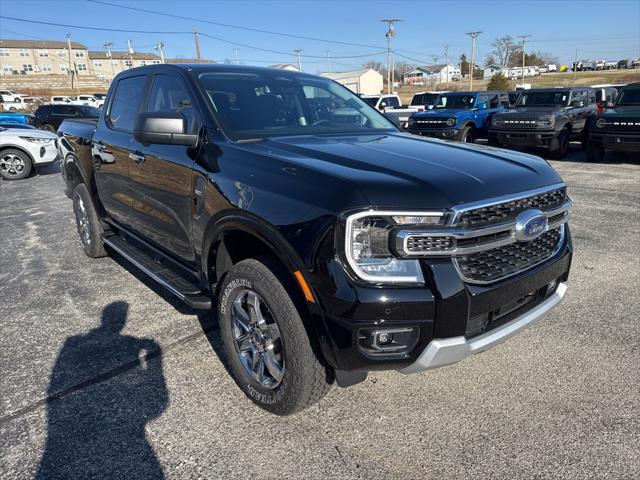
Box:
[0,149,32,180]
[585,140,605,163]
[72,184,107,258]
[218,258,331,415]
[457,125,475,143]
[549,130,570,159]
[41,123,55,133]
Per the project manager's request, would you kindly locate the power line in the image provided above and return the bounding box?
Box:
[87,0,385,50]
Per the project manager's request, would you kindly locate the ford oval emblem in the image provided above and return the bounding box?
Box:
[515,209,548,242]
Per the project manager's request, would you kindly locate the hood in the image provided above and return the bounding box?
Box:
[239,132,562,210]
[412,109,465,118]
[602,106,640,118]
[496,107,565,117]
[0,128,56,138]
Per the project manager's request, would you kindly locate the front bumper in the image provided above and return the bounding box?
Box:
[590,132,640,152]
[31,140,59,166]
[406,127,458,139]
[490,129,557,147]
[400,282,566,374]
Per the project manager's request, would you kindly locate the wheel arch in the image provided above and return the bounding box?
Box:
[0,144,35,165]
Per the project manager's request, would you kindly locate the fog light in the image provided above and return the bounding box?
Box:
[547,279,559,296]
[377,332,393,345]
[358,327,419,356]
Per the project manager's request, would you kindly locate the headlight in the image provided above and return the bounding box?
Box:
[596,118,607,128]
[20,136,53,144]
[491,117,501,127]
[538,116,555,127]
[344,211,445,284]
[446,118,456,127]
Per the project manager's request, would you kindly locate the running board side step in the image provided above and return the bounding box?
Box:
[102,234,212,310]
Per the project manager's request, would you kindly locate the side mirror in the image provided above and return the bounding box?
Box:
[133,112,198,147]
[379,102,387,109]
[572,100,584,108]
[478,102,488,110]
[599,100,609,109]
[383,111,401,127]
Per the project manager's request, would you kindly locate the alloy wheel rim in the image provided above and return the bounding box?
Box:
[231,289,285,389]
[0,154,25,177]
[74,196,91,245]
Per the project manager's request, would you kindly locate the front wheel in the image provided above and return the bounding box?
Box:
[457,125,475,143]
[549,130,570,159]
[0,149,32,180]
[218,258,331,415]
[72,184,107,258]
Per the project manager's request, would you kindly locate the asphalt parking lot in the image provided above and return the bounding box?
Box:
[0,145,638,479]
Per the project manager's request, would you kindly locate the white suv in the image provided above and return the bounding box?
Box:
[0,90,25,103]
[0,126,58,180]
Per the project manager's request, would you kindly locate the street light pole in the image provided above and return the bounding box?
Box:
[519,34,531,84]
[466,31,482,91]
[294,49,303,71]
[381,18,401,94]
[104,41,114,80]
[154,42,165,64]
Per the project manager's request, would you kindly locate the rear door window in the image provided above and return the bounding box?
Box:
[108,75,147,132]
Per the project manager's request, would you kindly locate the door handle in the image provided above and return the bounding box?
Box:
[128,152,146,164]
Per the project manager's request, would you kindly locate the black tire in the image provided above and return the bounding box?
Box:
[0,148,32,180]
[218,258,331,415]
[457,125,475,143]
[41,123,56,133]
[72,184,107,258]
[585,140,605,163]
[549,130,570,159]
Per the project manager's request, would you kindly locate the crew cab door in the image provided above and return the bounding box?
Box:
[92,73,148,227]
[568,89,593,133]
[476,94,501,131]
[126,72,200,264]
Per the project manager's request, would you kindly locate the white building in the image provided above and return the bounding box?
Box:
[483,64,505,79]
[269,63,299,71]
[320,68,383,95]
[404,64,461,85]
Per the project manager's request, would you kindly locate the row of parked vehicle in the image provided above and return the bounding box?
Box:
[573,59,640,71]
[0,90,107,112]
[372,83,638,161]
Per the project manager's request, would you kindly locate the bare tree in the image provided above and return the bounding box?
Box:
[491,35,515,67]
[364,60,384,72]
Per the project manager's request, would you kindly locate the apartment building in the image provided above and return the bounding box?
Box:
[0,39,90,76]
[89,51,162,80]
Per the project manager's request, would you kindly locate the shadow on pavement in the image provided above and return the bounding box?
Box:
[36,301,168,480]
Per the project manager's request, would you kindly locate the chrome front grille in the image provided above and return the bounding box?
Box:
[455,188,566,228]
[393,184,571,284]
[454,227,563,283]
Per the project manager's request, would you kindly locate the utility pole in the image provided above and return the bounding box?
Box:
[326,50,331,72]
[381,18,401,94]
[127,40,134,67]
[193,27,201,63]
[104,41,114,79]
[444,45,450,87]
[234,48,239,65]
[466,31,482,91]
[154,42,165,64]
[66,33,74,90]
[294,48,303,71]
[574,49,578,82]
[518,34,531,84]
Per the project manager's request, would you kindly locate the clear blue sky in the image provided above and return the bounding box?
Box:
[1,0,639,73]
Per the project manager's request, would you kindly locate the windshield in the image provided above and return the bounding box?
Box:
[615,89,640,106]
[411,93,438,106]
[517,91,570,107]
[198,71,396,140]
[77,106,101,117]
[433,94,476,109]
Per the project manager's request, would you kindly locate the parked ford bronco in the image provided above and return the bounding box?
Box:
[58,65,572,415]
[406,91,510,142]
[586,82,640,162]
[489,87,597,158]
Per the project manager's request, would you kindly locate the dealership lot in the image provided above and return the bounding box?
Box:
[0,149,638,479]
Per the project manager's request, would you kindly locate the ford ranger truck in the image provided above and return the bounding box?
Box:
[406,91,510,143]
[586,82,640,162]
[489,87,597,158]
[57,65,573,415]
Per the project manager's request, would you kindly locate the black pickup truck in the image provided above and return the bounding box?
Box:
[586,82,640,162]
[58,65,573,415]
[489,87,597,158]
